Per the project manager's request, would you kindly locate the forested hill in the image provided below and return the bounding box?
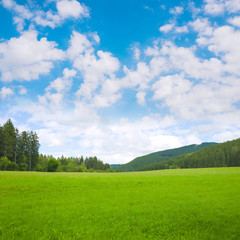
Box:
[116,142,217,172]
[110,164,121,170]
[138,138,240,171]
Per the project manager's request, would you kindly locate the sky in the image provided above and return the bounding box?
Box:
[0,0,240,164]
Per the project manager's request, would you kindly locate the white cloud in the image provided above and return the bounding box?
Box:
[122,62,151,89]
[228,16,240,27]
[145,37,240,121]
[204,0,240,15]
[33,10,61,29]
[34,1,89,29]
[56,0,89,19]
[1,0,33,31]
[169,6,184,15]
[0,30,65,82]
[204,0,225,15]
[88,32,100,44]
[76,115,183,163]
[62,68,77,79]
[201,26,240,75]
[67,31,120,105]
[175,25,189,33]
[18,86,27,95]
[92,79,121,107]
[74,50,120,100]
[148,56,168,77]
[152,76,240,120]
[213,130,240,142]
[152,74,192,101]
[1,0,15,9]
[225,0,240,13]
[188,1,201,16]
[132,46,141,60]
[67,31,92,59]
[190,18,213,36]
[1,0,89,31]
[136,91,146,106]
[37,128,66,147]
[46,68,76,93]
[153,41,224,81]
[38,68,76,108]
[0,87,14,99]
[159,23,175,33]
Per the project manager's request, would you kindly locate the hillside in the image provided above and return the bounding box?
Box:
[110,164,121,170]
[138,138,240,171]
[116,142,217,172]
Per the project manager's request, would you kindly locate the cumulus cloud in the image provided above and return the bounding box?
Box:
[159,23,175,33]
[199,26,240,75]
[175,25,189,33]
[146,40,240,120]
[190,18,213,36]
[92,79,121,107]
[0,30,64,82]
[169,6,184,15]
[0,87,14,99]
[67,31,120,106]
[56,0,89,19]
[1,0,89,31]
[225,0,240,13]
[33,0,89,29]
[142,23,240,122]
[149,41,224,81]
[38,68,76,108]
[152,74,192,101]
[46,68,76,93]
[1,0,33,31]
[122,62,151,89]
[204,0,240,15]
[204,0,225,15]
[159,82,239,119]
[228,16,240,27]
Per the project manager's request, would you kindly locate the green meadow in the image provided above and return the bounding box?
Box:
[0,168,240,240]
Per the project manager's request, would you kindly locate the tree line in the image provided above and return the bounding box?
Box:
[0,119,112,172]
[137,138,240,171]
[36,155,112,172]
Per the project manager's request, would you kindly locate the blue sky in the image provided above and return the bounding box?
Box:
[1,0,240,164]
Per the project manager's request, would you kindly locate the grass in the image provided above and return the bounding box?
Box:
[0,168,240,239]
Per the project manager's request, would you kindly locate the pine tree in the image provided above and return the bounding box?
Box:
[2,119,17,162]
[29,131,40,171]
[0,125,4,158]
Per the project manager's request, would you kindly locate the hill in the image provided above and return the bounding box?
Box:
[116,142,217,172]
[110,164,121,170]
[138,138,240,171]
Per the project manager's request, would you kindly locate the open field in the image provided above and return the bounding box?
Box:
[0,168,240,240]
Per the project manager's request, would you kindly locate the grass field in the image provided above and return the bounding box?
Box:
[0,168,240,240]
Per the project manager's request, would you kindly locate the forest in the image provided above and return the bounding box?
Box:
[0,119,111,172]
[137,138,240,171]
[116,142,217,172]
